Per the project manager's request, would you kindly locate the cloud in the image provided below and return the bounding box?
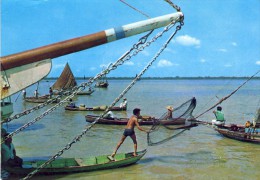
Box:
[231,42,237,46]
[140,50,150,56]
[200,59,206,63]
[157,59,178,67]
[175,35,200,47]
[224,64,232,67]
[217,48,227,52]
[90,67,96,71]
[256,61,260,65]
[52,63,65,70]
[124,61,134,66]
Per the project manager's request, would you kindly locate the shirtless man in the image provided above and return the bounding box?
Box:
[109,108,148,159]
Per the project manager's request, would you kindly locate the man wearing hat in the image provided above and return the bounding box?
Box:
[120,98,127,109]
[166,106,174,120]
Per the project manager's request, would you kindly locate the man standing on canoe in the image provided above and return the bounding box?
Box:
[109,108,148,160]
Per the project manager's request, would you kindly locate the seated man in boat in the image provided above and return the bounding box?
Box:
[212,106,225,126]
[120,98,127,109]
[1,132,23,168]
[104,111,115,120]
[109,108,148,160]
[166,106,174,120]
[67,98,76,108]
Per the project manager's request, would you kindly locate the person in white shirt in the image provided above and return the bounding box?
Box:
[120,98,127,109]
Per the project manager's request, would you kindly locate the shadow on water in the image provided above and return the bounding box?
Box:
[2,123,45,132]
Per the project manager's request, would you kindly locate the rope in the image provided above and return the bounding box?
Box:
[120,0,150,18]
[194,69,260,121]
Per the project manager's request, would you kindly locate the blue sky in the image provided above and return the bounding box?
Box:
[2,0,260,77]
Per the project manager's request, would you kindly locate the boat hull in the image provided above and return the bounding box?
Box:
[24,96,60,103]
[4,150,146,175]
[215,126,260,144]
[85,115,186,125]
[65,106,126,111]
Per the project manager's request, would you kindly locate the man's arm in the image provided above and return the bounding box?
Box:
[134,118,148,133]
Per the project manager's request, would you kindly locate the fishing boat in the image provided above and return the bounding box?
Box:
[214,125,260,144]
[85,115,186,125]
[24,95,60,103]
[214,108,260,144]
[65,105,126,111]
[52,63,77,95]
[76,88,95,95]
[4,149,146,175]
[95,72,109,88]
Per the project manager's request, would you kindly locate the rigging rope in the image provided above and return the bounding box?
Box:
[194,69,260,124]
[120,0,150,18]
[21,15,184,180]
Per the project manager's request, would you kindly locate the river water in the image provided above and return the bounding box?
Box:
[3,79,260,180]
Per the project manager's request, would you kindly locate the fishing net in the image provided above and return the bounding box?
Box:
[147,97,197,146]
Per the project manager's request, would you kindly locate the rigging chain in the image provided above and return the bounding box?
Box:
[2,14,183,143]
[22,17,184,180]
[164,0,181,12]
[1,29,154,125]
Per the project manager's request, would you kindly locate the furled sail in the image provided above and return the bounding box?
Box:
[51,63,77,90]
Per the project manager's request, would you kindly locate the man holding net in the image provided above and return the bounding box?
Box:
[108,108,148,160]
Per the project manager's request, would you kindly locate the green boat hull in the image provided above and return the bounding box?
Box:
[4,150,146,175]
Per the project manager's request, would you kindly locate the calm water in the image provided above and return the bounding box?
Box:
[3,79,260,180]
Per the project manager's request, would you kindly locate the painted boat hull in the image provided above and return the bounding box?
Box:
[85,115,186,125]
[4,150,146,175]
[24,96,60,103]
[65,106,126,111]
[215,125,260,144]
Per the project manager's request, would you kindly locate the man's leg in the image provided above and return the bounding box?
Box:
[111,135,127,157]
[130,134,137,156]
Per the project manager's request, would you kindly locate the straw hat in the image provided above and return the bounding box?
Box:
[166,106,173,111]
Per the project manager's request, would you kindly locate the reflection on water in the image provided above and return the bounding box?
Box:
[4,79,260,179]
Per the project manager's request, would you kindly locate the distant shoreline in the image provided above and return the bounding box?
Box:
[45,76,260,80]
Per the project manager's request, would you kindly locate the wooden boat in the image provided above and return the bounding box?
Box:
[65,105,126,111]
[95,73,109,88]
[95,81,109,88]
[215,128,260,144]
[4,150,146,175]
[76,89,95,95]
[51,63,77,93]
[24,95,60,103]
[214,124,260,144]
[85,115,186,125]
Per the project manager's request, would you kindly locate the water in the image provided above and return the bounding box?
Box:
[3,79,260,180]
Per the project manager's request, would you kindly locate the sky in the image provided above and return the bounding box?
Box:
[1,0,260,78]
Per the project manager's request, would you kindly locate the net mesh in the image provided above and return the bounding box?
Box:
[147,97,197,146]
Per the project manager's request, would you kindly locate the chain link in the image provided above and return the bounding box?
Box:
[22,16,184,180]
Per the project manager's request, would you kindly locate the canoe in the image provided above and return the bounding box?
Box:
[4,149,146,175]
[24,96,60,103]
[65,106,126,111]
[76,89,95,95]
[85,115,186,125]
[214,124,260,144]
[95,81,109,88]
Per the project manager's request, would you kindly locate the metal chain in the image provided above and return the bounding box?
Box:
[1,29,153,125]
[164,0,181,12]
[22,16,184,180]
[2,15,182,144]
[1,96,62,124]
